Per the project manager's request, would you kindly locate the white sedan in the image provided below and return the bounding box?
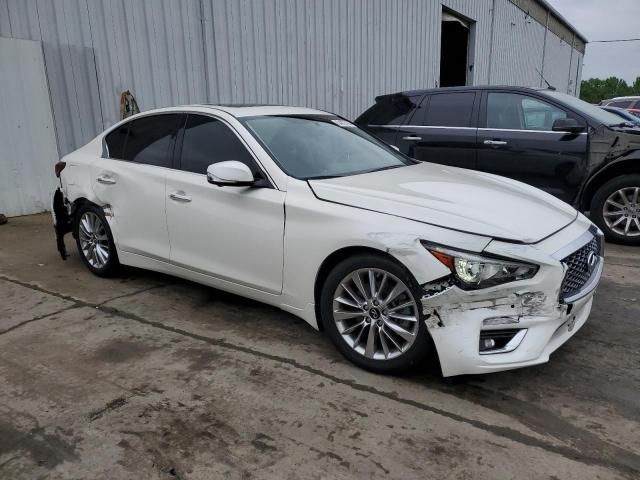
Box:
[52,105,603,376]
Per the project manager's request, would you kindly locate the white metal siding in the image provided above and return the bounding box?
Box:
[0,37,59,216]
[541,32,573,93]
[489,0,547,87]
[0,0,585,159]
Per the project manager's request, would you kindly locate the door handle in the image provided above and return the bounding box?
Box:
[402,136,422,141]
[483,140,508,146]
[169,191,192,203]
[96,175,116,185]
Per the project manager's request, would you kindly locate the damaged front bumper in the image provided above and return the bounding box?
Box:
[422,225,603,377]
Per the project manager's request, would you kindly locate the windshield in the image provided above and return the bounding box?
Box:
[604,108,640,125]
[540,90,625,126]
[241,116,413,179]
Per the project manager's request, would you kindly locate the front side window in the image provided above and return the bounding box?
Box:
[242,116,413,179]
[120,114,182,167]
[411,92,475,127]
[179,115,257,175]
[487,93,569,131]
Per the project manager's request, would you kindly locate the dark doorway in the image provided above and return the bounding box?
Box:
[440,12,469,87]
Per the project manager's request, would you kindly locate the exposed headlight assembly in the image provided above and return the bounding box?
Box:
[421,242,538,290]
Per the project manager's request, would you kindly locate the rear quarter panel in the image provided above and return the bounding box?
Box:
[60,138,102,204]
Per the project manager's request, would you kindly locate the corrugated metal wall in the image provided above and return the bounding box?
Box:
[0,37,59,216]
[489,0,547,87]
[0,0,584,158]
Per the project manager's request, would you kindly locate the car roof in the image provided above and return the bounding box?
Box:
[195,104,333,118]
[376,85,550,99]
[128,104,335,119]
[606,96,640,102]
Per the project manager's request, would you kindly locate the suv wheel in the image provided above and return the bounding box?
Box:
[320,254,432,373]
[74,203,120,276]
[591,175,640,245]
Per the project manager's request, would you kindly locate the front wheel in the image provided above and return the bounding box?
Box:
[320,254,432,374]
[591,175,640,245]
[74,203,120,277]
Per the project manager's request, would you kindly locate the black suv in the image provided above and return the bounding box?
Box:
[356,86,640,245]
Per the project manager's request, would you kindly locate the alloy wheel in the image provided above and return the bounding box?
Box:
[78,211,110,268]
[332,268,419,360]
[603,187,640,237]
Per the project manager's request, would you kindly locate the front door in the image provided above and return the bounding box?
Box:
[396,91,478,169]
[165,114,285,294]
[476,92,588,203]
[92,113,183,259]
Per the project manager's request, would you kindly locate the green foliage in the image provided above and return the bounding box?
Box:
[580,77,640,104]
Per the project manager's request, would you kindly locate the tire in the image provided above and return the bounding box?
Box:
[590,174,640,246]
[319,253,432,374]
[74,203,120,277]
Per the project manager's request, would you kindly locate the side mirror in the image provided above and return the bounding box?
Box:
[207,161,255,187]
[552,118,584,134]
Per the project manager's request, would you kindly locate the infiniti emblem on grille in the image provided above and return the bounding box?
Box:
[586,251,598,273]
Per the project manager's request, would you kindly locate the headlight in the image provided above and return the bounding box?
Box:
[421,242,538,289]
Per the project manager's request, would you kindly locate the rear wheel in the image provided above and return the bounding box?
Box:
[320,254,431,373]
[591,175,640,245]
[74,203,120,276]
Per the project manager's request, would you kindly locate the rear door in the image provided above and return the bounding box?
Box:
[395,91,478,169]
[355,94,422,147]
[165,114,285,294]
[93,113,183,259]
[477,91,588,203]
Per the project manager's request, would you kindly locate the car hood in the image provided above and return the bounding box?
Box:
[308,162,578,243]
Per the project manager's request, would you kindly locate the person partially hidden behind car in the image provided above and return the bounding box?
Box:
[356,86,640,245]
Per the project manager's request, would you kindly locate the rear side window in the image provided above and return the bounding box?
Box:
[179,115,257,175]
[608,100,632,108]
[105,125,129,159]
[118,114,182,167]
[411,92,475,127]
[356,95,421,126]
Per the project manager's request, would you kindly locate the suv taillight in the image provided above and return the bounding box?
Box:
[55,161,66,178]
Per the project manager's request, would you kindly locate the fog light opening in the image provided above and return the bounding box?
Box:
[479,329,527,355]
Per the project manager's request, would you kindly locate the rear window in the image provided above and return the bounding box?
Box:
[356,94,421,126]
[608,100,632,108]
[410,92,475,127]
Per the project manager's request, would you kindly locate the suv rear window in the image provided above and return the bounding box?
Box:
[608,100,633,108]
[410,92,475,127]
[356,94,421,126]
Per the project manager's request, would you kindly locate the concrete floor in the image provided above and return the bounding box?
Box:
[0,214,639,480]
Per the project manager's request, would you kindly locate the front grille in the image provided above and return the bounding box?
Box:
[560,236,600,300]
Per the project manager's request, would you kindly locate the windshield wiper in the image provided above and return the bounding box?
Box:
[358,164,406,175]
[305,174,345,180]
